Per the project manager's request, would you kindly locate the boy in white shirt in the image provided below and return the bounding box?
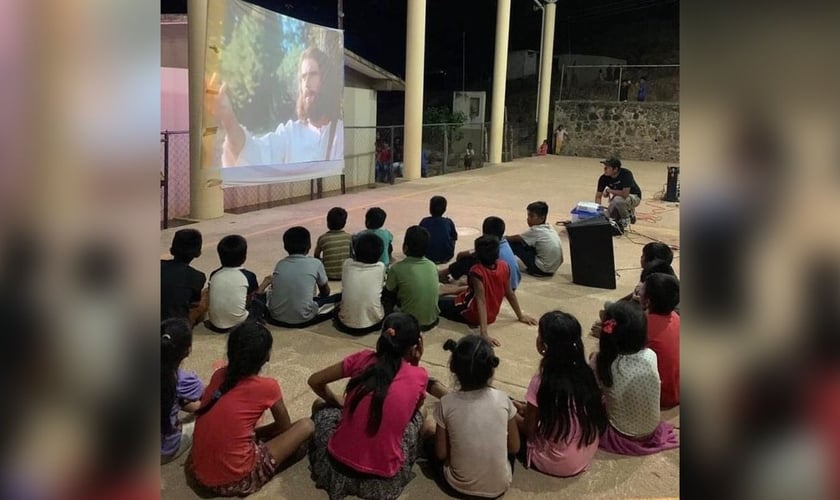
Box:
[207,235,259,332]
[505,201,563,277]
[334,233,386,335]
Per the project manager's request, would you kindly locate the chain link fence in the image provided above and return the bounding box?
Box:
[161,131,189,228]
[559,64,679,103]
[162,121,537,225]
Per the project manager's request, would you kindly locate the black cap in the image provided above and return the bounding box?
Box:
[600,157,621,168]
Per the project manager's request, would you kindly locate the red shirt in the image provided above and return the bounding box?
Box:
[191,367,282,487]
[328,350,428,477]
[378,149,392,163]
[646,312,680,408]
[457,260,510,326]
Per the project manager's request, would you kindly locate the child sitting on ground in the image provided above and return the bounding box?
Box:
[624,242,675,302]
[432,336,518,498]
[188,321,314,496]
[591,301,679,455]
[207,235,259,333]
[161,228,207,324]
[441,216,521,291]
[314,207,353,281]
[334,232,386,336]
[161,318,204,464]
[307,313,442,500]
[514,311,607,477]
[438,235,536,347]
[383,226,441,332]
[591,247,678,337]
[640,273,680,409]
[264,226,340,328]
[356,207,393,267]
[419,195,458,264]
[505,201,564,277]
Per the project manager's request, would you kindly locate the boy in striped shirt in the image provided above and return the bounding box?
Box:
[314,207,353,280]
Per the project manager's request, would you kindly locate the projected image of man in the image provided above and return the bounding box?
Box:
[218,47,344,167]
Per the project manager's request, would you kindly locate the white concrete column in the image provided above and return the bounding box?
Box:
[536,0,557,149]
[403,0,426,180]
[489,0,511,164]
[188,0,223,219]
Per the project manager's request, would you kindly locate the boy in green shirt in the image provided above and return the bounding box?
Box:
[383,225,440,331]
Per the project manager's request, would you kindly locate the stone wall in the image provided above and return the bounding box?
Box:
[553,101,679,162]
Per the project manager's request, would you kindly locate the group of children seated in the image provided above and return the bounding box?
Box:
[160,196,680,498]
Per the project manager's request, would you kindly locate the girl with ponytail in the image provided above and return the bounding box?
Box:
[308,312,435,499]
[161,318,204,463]
[514,311,607,477]
[431,335,519,498]
[188,321,314,496]
[592,301,679,455]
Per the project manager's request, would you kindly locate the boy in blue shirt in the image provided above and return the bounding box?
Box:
[264,226,340,328]
[440,216,521,291]
[419,195,458,264]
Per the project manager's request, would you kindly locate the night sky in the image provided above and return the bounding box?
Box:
[161,0,678,90]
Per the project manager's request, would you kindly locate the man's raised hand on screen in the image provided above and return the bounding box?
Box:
[215,83,246,161]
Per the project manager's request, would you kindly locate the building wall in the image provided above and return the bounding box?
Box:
[161,67,189,131]
[452,91,486,124]
[343,86,378,188]
[553,101,679,162]
[507,50,539,80]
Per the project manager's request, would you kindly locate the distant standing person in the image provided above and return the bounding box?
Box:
[393,137,404,177]
[463,143,475,170]
[554,126,569,155]
[619,80,631,102]
[637,77,648,102]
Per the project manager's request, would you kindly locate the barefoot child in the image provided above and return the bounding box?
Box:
[161,318,204,463]
[307,313,435,500]
[188,321,314,495]
[432,336,519,498]
[515,311,607,476]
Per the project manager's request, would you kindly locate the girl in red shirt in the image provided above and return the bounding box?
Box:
[640,272,681,409]
[188,321,314,496]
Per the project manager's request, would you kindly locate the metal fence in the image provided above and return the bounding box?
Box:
[350,123,490,178]
[162,121,536,225]
[558,64,679,103]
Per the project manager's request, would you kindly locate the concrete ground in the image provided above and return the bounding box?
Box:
[160,155,680,499]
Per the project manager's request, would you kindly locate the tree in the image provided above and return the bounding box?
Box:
[220,7,291,134]
[423,106,466,159]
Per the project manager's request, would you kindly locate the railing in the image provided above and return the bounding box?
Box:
[558,64,679,103]
[161,121,539,225]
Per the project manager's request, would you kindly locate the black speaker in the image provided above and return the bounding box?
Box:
[664,166,680,202]
[566,216,616,289]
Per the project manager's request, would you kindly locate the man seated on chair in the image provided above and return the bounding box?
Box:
[595,157,642,233]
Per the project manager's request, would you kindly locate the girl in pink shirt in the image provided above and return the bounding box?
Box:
[515,311,608,477]
[308,313,436,500]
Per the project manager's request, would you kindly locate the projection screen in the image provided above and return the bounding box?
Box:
[202,0,344,186]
